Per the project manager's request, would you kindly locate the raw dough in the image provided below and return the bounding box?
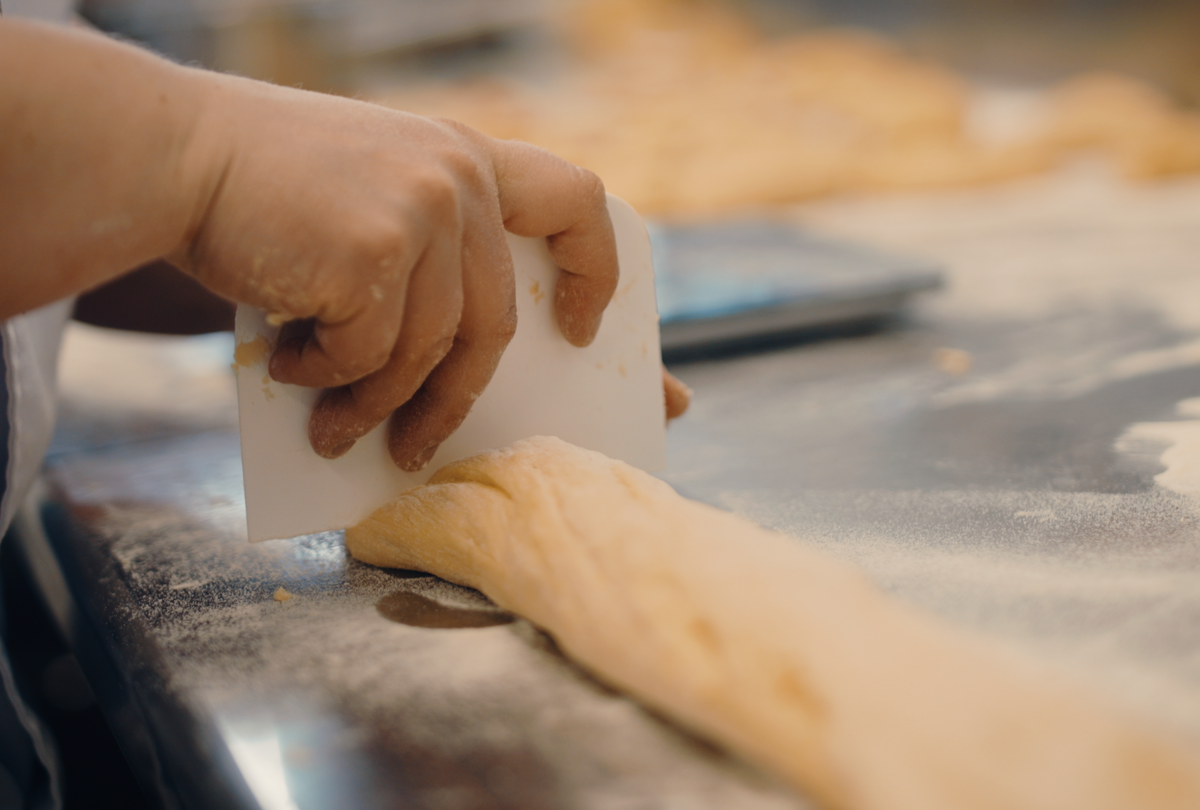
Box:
[346,436,1200,810]
[375,0,1200,216]
[1042,71,1200,179]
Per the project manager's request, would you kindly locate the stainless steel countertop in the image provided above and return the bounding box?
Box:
[19,165,1200,810]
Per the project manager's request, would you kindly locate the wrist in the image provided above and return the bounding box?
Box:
[167,64,236,269]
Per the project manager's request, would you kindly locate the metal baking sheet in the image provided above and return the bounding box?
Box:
[651,221,942,360]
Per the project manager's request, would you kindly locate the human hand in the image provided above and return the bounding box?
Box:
[664,368,691,421]
[172,74,621,470]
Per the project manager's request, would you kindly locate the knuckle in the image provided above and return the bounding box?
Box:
[410,166,461,218]
[328,357,374,386]
[495,303,518,344]
[575,167,607,207]
[430,116,485,145]
[458,297,517,345]
[430,332,457,363]
[414,338,455,378]
[357,342,393,374]
[400,327,456,372]
[440,143,490,195]
[320,334,391,384]
[349,218,409,269]
[426,120,491,185]
[442,140,480,172]
[428,115,465,133]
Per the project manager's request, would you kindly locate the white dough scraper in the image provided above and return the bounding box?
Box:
[234,195,666,542]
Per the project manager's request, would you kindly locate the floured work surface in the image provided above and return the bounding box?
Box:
[28,165,1200,809]
[346,436,1200,810]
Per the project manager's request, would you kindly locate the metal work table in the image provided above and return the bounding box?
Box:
[15,166,1200,809]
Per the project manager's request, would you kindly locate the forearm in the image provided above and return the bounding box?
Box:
[0,19,216,319]
[0,23,652,465]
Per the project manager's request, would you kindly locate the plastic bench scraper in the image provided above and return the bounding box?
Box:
[234,195,666,542]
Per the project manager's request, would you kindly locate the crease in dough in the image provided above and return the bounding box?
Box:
[346,435,1200,810]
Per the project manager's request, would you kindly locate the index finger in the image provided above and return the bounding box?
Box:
[487,137,618,347]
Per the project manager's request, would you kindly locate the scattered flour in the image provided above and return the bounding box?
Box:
[47,147,1200,808]
[1119,396,1200,497]
[86,491,806,810]
[793,163,1200,334]
[717,485,1200,742]
[931,338,1200,408]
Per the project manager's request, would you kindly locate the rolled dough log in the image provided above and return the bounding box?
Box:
[346,436,1200,810]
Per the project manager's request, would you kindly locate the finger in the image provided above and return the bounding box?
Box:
[663,367,692,421]
[307,229,465,459]
[388,198,517,471]
[269,218,423,388]
[487,137,618,347]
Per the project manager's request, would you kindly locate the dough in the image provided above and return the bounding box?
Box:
[374,0,1200,216]
[378,22,1012,216]
[1042,72,1200,179]
[347,437,1200,810]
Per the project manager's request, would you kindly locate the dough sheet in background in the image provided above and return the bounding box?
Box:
[46,161,1200,810]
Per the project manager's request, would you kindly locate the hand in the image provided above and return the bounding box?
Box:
[171,74,619,470]
[0,20,690,444]
[664,368,691,421]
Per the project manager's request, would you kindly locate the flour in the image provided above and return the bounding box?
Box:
[661,170,1200,781]
[930,337,1200,408]
[92,494,806,810]
[1118,396,1200,497]
[716,485,1200,742]
[47,135,1200,807]
[793,163,1200,334]
[1179,398,1200,418]
[171,584,806,810]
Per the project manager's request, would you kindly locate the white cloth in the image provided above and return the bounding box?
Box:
[0,0,77,541]
[0,302,71,810]
[1,6,84,810]
[0,301,72,538]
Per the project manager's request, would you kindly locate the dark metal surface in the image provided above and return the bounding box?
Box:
[18,171,1200,808]
[24,328,810,810]
[650,221,943,359]
[661,303,1200,741]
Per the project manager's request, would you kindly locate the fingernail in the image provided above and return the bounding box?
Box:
[317,439,356,459]
[268,333,310,380]
[401,443,439,473]
[569,317,599,347]
[267,352,292,383]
